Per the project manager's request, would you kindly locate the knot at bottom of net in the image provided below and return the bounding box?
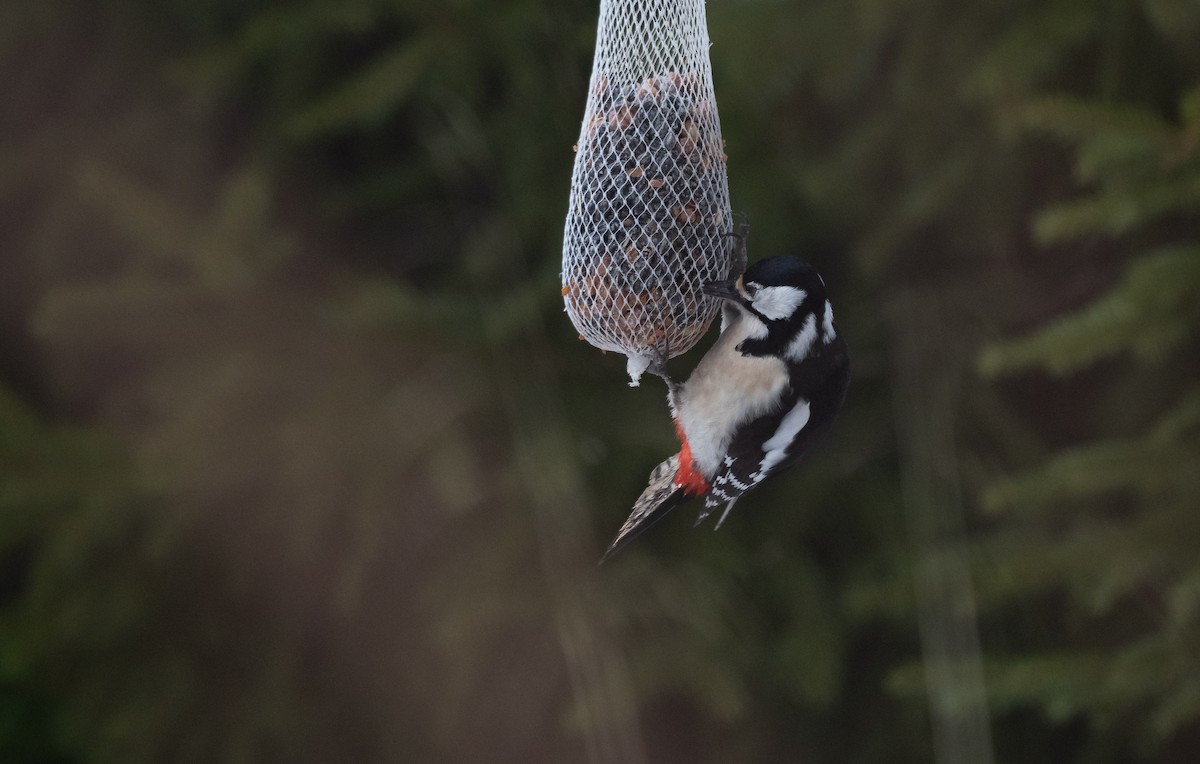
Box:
[626,352,653,387]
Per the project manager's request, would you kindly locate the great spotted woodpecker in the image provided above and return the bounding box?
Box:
[601,255,850,561]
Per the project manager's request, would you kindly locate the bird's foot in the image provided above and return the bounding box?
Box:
[723,213,750,276]
[647,343,680,413]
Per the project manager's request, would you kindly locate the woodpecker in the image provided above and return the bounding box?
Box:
[601,255,849,562]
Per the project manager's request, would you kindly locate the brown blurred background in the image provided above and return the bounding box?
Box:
[1,1,1198,762]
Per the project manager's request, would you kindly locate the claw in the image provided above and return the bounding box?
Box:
[722,213,750,276]
[646,340,670,380]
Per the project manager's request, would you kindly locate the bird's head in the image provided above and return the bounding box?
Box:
[703,256,837,359]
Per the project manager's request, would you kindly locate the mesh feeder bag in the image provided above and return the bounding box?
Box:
[562,0,733,385]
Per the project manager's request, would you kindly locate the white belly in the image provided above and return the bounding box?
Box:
[677,315,788,477]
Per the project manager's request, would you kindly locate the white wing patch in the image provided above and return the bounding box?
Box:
[751,398,811,482]
[752,286,806,321]
[786,314,818,362]
[822,300,836,343]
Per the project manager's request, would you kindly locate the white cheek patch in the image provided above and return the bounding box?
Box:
[752,286,806,321]
[751,398,811,481]
[822,300,836,343]
[786,314,818,362]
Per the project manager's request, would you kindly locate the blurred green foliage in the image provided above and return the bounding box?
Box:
[1,0,1197,762]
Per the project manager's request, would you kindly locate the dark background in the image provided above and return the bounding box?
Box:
[2,1,1198,762]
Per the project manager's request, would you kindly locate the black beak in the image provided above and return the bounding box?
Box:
[702,278,740,301]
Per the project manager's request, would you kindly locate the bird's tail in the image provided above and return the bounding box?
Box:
[600,454,688,563]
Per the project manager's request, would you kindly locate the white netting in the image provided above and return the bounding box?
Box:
[562,0,733,385]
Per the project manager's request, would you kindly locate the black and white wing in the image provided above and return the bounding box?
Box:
[698,395,817,526]
[699,354,849,527]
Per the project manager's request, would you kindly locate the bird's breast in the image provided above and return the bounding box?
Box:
[676,319,789,478]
